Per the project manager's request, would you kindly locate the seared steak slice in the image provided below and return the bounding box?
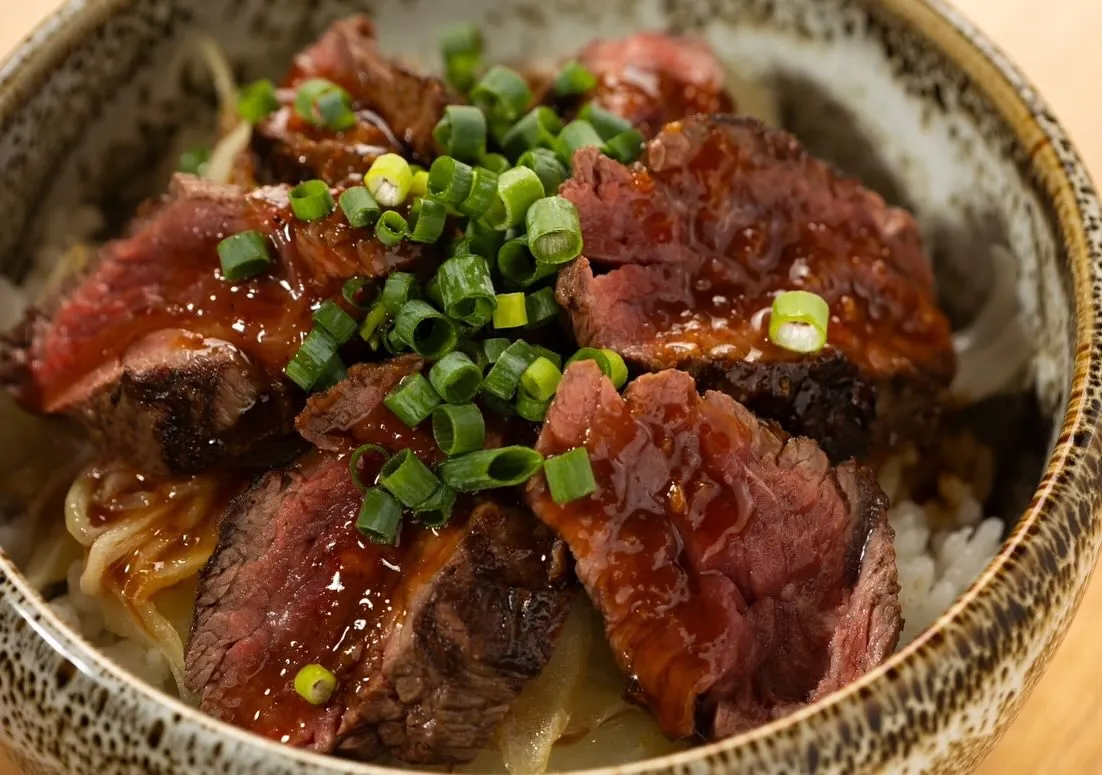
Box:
[245,15,457,185]
[526,362,900,740]
[0,175,437,473]
[557,115,954,459]
[575,33,735,138]
[186,451,569,764]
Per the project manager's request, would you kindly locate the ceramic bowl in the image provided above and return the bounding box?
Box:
[1,0,1100,773]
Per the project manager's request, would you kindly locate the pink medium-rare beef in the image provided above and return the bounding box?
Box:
[0,175,438,473]
[525,362,901,740]
[557,115,955,460]
[186,450,569,764]
[575,32,736,138]
[243,15,457,185]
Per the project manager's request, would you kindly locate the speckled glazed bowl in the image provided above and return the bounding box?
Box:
[0,0,1100,773]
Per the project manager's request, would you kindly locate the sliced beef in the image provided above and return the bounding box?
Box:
[574,33,735,138]
[0,175,438,473]
[557,115,955,460]
[186,450,569,764]
[526,362,901,740]
[244,16,457,185]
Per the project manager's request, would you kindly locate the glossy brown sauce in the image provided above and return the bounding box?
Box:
[32,185,427,413]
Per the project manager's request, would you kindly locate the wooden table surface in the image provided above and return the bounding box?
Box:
[1,1,1100,773]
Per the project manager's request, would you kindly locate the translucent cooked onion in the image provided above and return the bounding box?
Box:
[64,465,233,691]
[204,120,252,185]
[951,246,1032,403]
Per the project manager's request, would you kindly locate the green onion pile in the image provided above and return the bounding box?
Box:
[206,24,670,545]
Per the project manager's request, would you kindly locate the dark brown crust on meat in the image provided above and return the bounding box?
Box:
[73,334,298,474]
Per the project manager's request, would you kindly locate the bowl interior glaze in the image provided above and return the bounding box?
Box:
[0,1,1099,774]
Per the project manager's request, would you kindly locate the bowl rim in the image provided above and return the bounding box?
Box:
[1,0,1101,772]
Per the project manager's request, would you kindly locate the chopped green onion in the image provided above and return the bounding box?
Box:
[525,287,561,328]
[481,392,517,418]
[458,166,500,219]
[598,348,628,388]
[445,52,481,93]
[604,129,645,164]
[375,210,409,247]
[556,120,604,167]
[289,179,335,221]
[497,236,556,288]
[284,329,340,391]
[439,446,544,491]
[493,292,529,329]
[384,372,441,427]
[527,196,583,265]
[409,198,448,244]
[427,156,475,206]
[383,273,419,316]
[366,153,413,208]
[544,447,597,504]
[424,274,444,308]
[578,103,633,140]
[566,347,628,388]
[356,487,403,544]
[483,338,511,364]
[520,356,562,401]
[237,79,280,124]
[178,146,210,175]
[466,218,505,259]
[217,230,272,281]
[429,351,483,403]
[437,256,497,328]
[768,290,830,353]
[432,403,486,456]
[339,186,381,227]
[349,444,391,492]
[485,167,545,231]
[501,107,563,160]
[313,356,348,393]
[517,148,569,195]
[470,65,532,124]
[433,105,487,162]
[533,345,563,370]
[484,339,538,399]
[410,167,430,198]
[553,60,597,97]
[440,22,483,58]
[414,483,457,526]
[448,237,474,257]
[383,328,406,355]
[479,152,511,174]
[516,390,550,422]
[358,302,389,344]
[294,78,356,131]
[379,449,440,508]
[294,664,337,705]
[393,300,459,358]
[312,300,357,344]
[342,276,377,309]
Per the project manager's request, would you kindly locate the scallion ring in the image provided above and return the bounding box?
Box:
[356,487,404,544]
[349,444,391,493]
[768,290,830,354]
[519,356,562,401]
[604,128,645,164]
[409,198,448,244]
[578,103,633,141]
[393,300,459,359]
[524,287,561,329]
[237,78,280,124]
[383,273,419,316]
[339,186,381,227]
[383,372,441,428]
[483,338,511,364]
[217,230,272,281]
[555,119,604,167]
[527,196,583,265]
[516,390,550,422]
[427,155,476,207]
[544,447,597,504]
[294,664,337,705]
[294,78,356,131]
[484,167,545,231]
[366,153,413,208]
[470,65,532,124]
[429,351,483,403]
[458,166,500,219]
[312,300,357,344]
[437,256,497,328]
[432,403,486,457]
[375,210,409,247]
[492,292,529,329]
[438,446,545,491]
[414,483,457,527]
[517,148,568,195]
[289,179,335,221]
[484,339,538,400]
[501,106,563,160]
[433,105,487,162]
[478,152,511,174]
[553,60,597,97]
[379,449,440,508]
[284,329,340,392]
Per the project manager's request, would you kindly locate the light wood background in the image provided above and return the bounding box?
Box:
[0,1,1100,773]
